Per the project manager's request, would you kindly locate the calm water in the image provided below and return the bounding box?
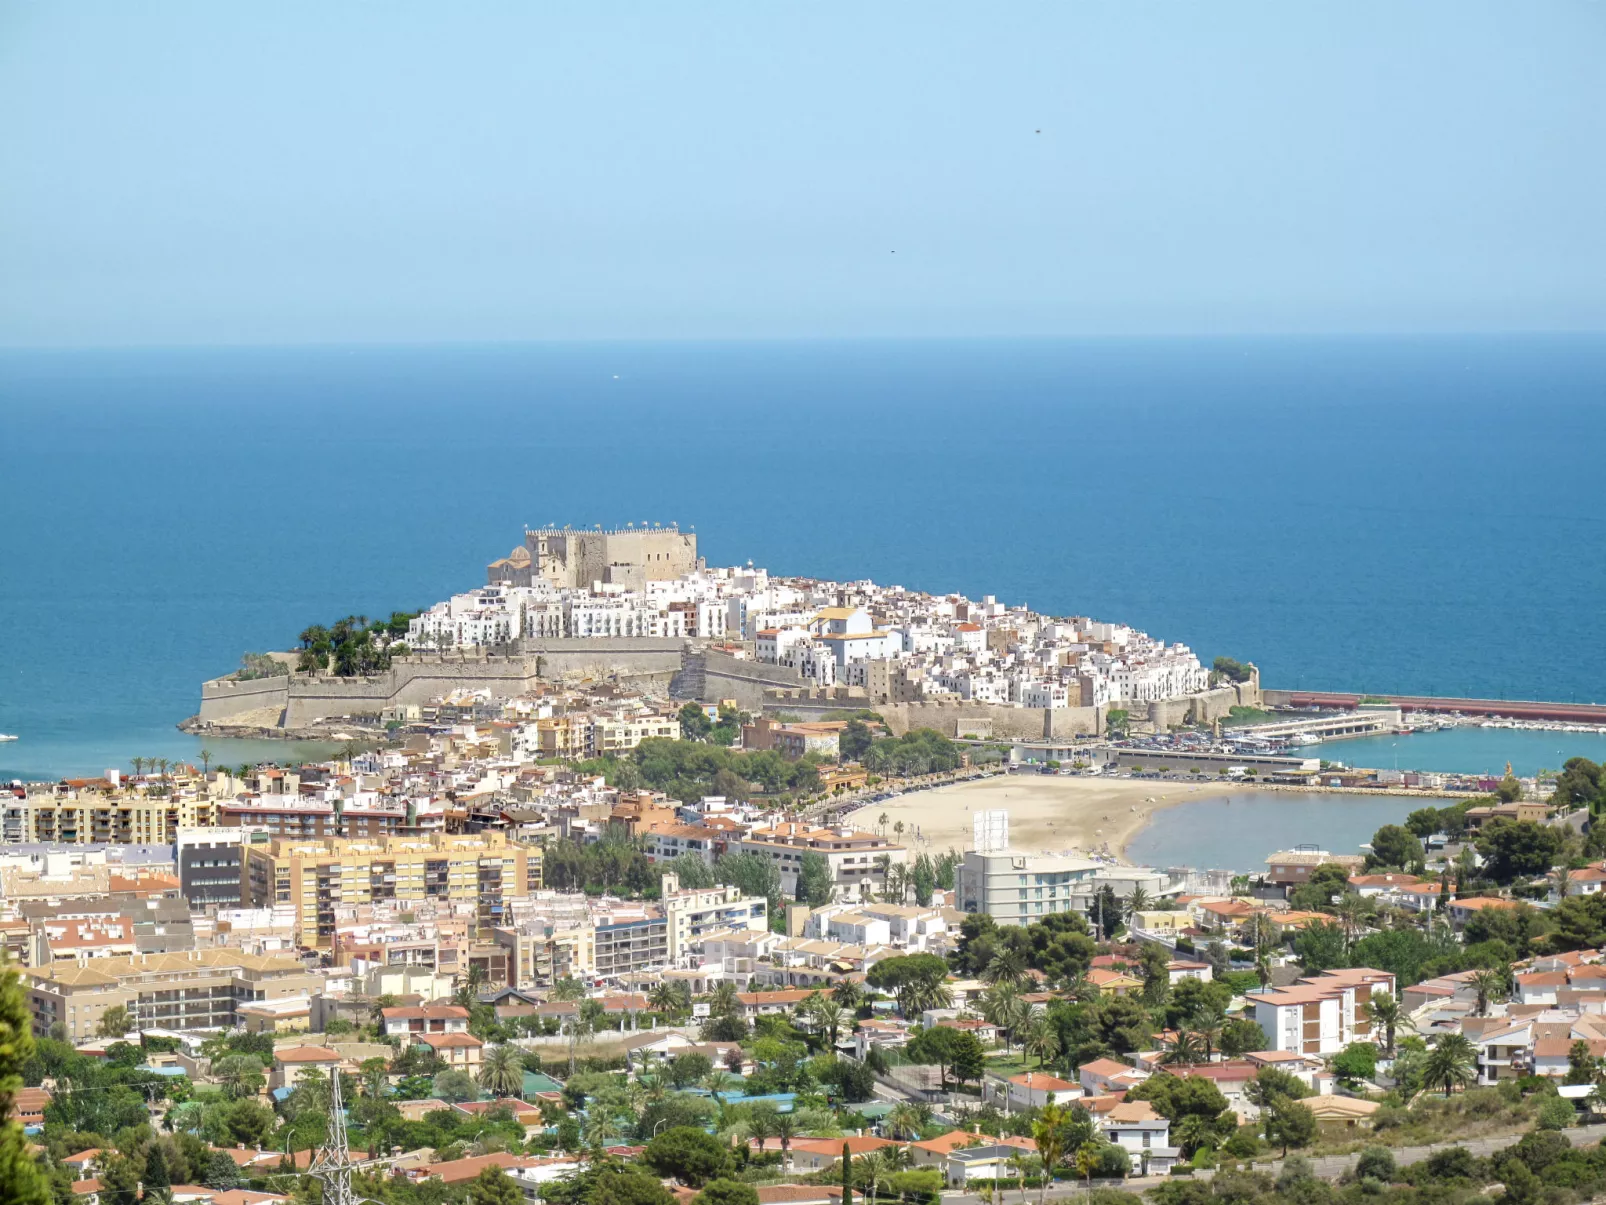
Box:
[3,336,1605,780]
[1308,726,1606,778]
[1124,792,1421,873]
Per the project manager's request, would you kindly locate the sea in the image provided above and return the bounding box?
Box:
[1123,791,1430,875]
[3,336,1606,799]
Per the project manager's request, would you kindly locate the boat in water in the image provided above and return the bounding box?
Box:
[0,734,17,742]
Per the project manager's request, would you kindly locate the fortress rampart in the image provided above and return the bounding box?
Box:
[197,638,686,728]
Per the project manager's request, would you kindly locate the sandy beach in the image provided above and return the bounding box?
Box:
[842,774,1237,863]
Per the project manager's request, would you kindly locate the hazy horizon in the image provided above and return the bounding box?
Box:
[4,1,1603,347]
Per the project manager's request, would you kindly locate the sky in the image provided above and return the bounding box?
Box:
[2,1,1604,346]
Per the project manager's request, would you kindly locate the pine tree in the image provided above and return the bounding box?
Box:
[0,964,50,1205]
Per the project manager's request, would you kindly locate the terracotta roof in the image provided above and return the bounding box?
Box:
[381,1005,469,1020]
[1007,1072,1076,1090]
[414,1032,483,1049]
[415,1153,532,1184]
[273,1046,342,1063]
[1080,1058,1133,1077]
[909,1130,985,1155]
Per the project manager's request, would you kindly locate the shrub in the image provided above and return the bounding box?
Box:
[1537,1095,1577,1130]
[1222,1129,1261,1159]
[1354,1147,1396,1183]
[1420,1146,1480,1182]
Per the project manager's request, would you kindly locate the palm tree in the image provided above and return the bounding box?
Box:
[983,950,1029,990]
[649,981,684,1018]
[772,1111,798,1168]
[710,980,741,1019]
[747,1103,778,1153]
[199,749,213,777]
[1362,991,1410,1054]
[833,979,864,1012]
[1333,895,1368,947]
[813,1000,846,1049]
[878,812,890,835]
[1021,1017,1062,1069]
[551,976,586,1002]
[1162,1031,1206,1066]
[1555,867,1575,900]
[235,763,252,781]
[479,1044,523,1096]
[885,1102,928,1141]
[1255,949,1273,990]
[1470,967,1509,1017]
[157,758,170,783]
[584,1109,623,1147]
[1190,1010,1224,1061]
[1424,1032,1476,1097]
[131,757,145,779]
[858,1151,893,1204]
[1125,886,1152,920]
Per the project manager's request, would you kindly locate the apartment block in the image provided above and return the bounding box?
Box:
[957,849,1101,926]
[25,949,321,1040]
[730,823,906,902]
[1247,967,1396,1055]
[243,832,540,946]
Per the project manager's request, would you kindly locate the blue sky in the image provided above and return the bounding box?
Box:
[2,2,1603,345]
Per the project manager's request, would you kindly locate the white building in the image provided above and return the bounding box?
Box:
[957,850,1101,927]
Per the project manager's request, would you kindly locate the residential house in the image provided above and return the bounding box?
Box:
[1100,1101,1179,1175]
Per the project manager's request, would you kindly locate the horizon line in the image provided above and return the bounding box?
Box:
[3,328,1606,354]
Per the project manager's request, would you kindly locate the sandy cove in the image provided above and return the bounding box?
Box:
[842,774,1237,864]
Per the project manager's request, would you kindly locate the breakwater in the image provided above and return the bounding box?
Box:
[1266,688,1606,724]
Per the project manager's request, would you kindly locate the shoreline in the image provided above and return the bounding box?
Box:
[841,774,1468,867]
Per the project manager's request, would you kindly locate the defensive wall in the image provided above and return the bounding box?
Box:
[198,638,686,728]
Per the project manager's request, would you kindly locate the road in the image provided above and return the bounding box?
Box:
[933,1122,1606,1203]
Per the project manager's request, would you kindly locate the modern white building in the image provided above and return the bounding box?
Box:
[1247,968,1396,1055]
[957,849,1101,926]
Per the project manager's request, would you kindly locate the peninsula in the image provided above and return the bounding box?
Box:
[188,522,1258,742]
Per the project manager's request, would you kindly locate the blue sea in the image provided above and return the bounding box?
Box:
[3,336,1606,782]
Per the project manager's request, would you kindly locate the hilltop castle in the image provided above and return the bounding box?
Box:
[487,524,699,591]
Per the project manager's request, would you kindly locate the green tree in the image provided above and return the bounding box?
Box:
[1293,920,1347,972]
[866,954,951,1017]
[840,720,874,762]
[0,965,51,1205]
[678,703,714,741]
[1212,658,1252,684]
[796,852,834,908]
[1219,1018,1269,1058]
[1366,825,1423,871]
[433,1068,479,1102]
[1354,1147,1395,1183]
[643,1127,732,1187]
[1476,819,1563,884]
[1264,1096,1316,1155]
[203,1153,242,1191]
[694,1183,760,1205]
[1331,1042,1377,1085]
[1361,991,1408,1054]
[467,1167,522,1205]
[143,1144,172,1204]
[96,1005,133,1039]
[98,1156,140,1205]
[910,855,936,908]
[479,1044,524,1096]
[1423,1033,1476,1096]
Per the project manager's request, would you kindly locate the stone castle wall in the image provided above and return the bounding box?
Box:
[198,638,686,727]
